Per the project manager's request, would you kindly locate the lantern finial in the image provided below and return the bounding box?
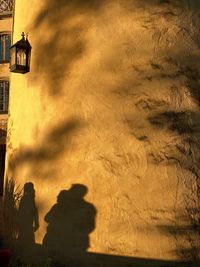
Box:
[21,32,25,39]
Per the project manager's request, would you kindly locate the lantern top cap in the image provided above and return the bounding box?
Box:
[10,32,32,49]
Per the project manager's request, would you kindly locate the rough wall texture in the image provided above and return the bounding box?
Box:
[0,13,12,238]
[4,0,200,265]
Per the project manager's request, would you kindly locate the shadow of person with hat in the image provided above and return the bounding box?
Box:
[43,184,96,266]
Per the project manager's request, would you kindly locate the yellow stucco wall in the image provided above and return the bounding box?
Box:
[5,0,200,265]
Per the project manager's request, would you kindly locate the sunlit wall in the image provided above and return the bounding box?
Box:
[5,0,200,264]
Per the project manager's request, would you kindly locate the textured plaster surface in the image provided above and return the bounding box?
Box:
[4,0,200,264]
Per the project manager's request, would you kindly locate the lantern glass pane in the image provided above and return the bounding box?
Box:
[10,46,16,66]
[17,48,26,66]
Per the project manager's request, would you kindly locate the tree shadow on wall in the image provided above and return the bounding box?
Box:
[8,117,83,179]
[31,0,181,96]
[31,0,189,97]
[111,2,200,261]
[157,218,200,262]
[31,0,106,96]
[146,67,200,260]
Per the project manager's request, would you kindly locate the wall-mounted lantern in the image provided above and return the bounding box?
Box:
[10,32,31,74]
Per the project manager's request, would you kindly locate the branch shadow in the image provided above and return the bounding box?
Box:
[106,1,200,262]
[30,0,106,96]
[157,219,200,262]
[8,117,83,178]
[30,0,200,97]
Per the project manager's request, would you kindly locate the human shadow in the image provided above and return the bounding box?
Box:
[17,182,39,245]
[7,182,200,267]
[15,182,44,264]
[43,184,96,266]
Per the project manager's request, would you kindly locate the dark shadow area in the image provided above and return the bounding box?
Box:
[0,237,11,267]
[148,111,196,135]
[3,178,22,245]
[15,182,45,264]
[3,181,199,266]
[157,221,200,262]
[75,252,199,267]
[2,180,45,265]
[0,144,6,196]
[43,184,96,266]
[17,182,39,246]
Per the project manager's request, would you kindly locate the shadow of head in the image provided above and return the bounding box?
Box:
[57,184,88,204]
[23,182,35,198]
